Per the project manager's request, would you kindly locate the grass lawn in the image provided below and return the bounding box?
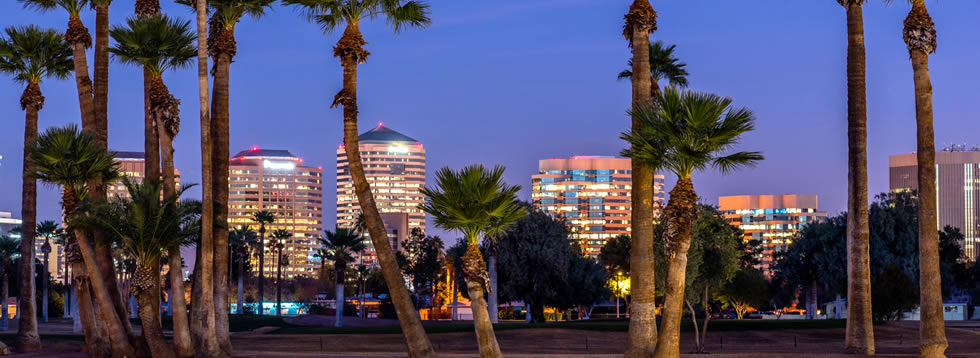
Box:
[272,318,846,335]
[142,314,294,332]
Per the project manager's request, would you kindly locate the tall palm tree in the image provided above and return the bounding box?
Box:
[36,220,60,323]
[421,165,526,358]
[622,1,659,356]
[313,248,330,284]
[110,15,196,356]
[271,229,291,317]
[78,180,195,358]
[890,0,947,356]
[29,124,131,356]
[0,25,71,351]
[622,87,762,358]
[837,0,874,354]
[0,236,20,332]
[250,210,276,315]
[135,0,162,192]
[230,227,257,314]
[617,41,689,97]
[320,227,366,328]
[279,1,433,354]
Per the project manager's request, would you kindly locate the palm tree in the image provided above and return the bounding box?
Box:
[78,179,194,358]
[0,236,20,332]
[271,229,291,317]
[319,227,366,328]
[622,1,659,356]
[92,0,109,146]
[36,220,60,323]
[838,0,874,354]
[622,87,762,358]
[279,1,433,354]
[230,227,257,314]
[890,0,947,356]
[250,210,276,315]
[135,0,162,187]
[0,25,71,352]
[29,124,131,356]
[421,165,526,357]
[110,15,196,356]
[354,264,369,318]
[313,248,330,284]
[617,41,688,97]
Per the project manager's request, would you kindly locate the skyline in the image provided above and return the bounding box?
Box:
[3,1,980,239]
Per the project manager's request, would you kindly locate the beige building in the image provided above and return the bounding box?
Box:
[531,156,665,257]
[0,212,63,283]
[718,194,828,273]
[337,125,425,266]
[228,148,323,278]
[107,151,181,199]
[890,150,980,259]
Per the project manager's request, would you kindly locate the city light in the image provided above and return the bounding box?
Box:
[387,145,409,154]
[263,160,296,170]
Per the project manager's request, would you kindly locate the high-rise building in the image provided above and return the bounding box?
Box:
[0,212,64,283]
[107,151,181,199]
[336,124,426,266]
[228,148,323,278]
[890,150,980,259]
[718,194,828,273]
[531,156,665,257]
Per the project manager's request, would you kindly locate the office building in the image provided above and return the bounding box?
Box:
[107,151,181,199]
[531,156,665,257]
[228,148,323,278]
[0,212,64,283]
[337,124,426,266]
[718,194,828,273]
[890,149,980,259]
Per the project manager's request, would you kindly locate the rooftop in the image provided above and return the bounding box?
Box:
[114,151,145,160]
[231,147,297,159]
[358,124,419,144]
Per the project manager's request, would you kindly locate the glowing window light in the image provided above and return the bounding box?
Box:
[263,160,296,170]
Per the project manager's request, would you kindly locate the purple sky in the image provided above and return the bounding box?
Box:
[2,1,980,241]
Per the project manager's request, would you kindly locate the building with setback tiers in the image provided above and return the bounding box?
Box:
[337,124,425,266]
[718,194,828,274]
[890,149,980,259]
[107,151,180,199]
[531,156,665,257]
[228,148,323,278]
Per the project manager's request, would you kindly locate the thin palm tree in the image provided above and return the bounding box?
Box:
[29,124,130,356]
[355,264,369,318]
[0,25,71,351]
[230,227,257,314]
[77,179,195,358]
[319,227,366,328]
[622,87,762,358]
[421,165,526,358]
[250,210,276,315]
[0,236,20,332]
[313,248,330,284]
[271,229,291,317]
[888,0,947,356]
[279,1,433,354]
[36,220,60,323]
[135,0,162,187]
[837,0,874,354]
[110,15,196,356]
[617,41,688,97]
[622,1,659,356]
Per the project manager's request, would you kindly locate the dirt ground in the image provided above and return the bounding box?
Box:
[7,318,980,357]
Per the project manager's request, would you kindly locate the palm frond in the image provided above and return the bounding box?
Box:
[0,25,73,84]
[420,164,526,244]
[29,124,120,195]
[109,15,196,75]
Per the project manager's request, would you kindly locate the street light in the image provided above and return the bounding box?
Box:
[616,271,623,318]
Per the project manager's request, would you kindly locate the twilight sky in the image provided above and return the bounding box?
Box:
[2,0,980,241]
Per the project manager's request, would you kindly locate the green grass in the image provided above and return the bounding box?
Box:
[271,318,846,335]
[137,314,292,332]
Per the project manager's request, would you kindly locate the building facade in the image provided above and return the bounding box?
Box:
[107,151,181,199]
[531,156,665,257]
[0,212,64,283]
[718,194,828,274]
[336,125,426,266]
[890,150,980,259]
[228,148,323,278]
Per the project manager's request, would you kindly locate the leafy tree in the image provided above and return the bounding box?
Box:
[683,205,740,353]
[771,216,847,320]
[716,268,768,320]
[598,234,630,274]
[229,227,257,314]
[623,86,762,357]
[871,264,918,322]
[396,228,444,309]
[561,254,608,319]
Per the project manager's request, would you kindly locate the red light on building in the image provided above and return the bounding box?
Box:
[378,121,383,127]
[250,146,258,151]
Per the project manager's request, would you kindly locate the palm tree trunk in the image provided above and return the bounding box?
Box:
[258,239,265,314]
[73,261,109,357]
[624,1,658,357]
[42,253,48,323]
[276,250,282,317]
[94,3,109,146]
[237,258,244,315]
[1,273,8,331]
[487,254,498,324]
[16,84,41,352]
[461,242,502,357]
[75,229,136,356]
[451,278,458,321]
[211,27,233,356]
[842,2,874,354]
[334,266,344,327]
[686,300,699,353]
[337,23,435,358]
[908,13,946,358]
[136,260,176,358]
[654,176,697,358]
